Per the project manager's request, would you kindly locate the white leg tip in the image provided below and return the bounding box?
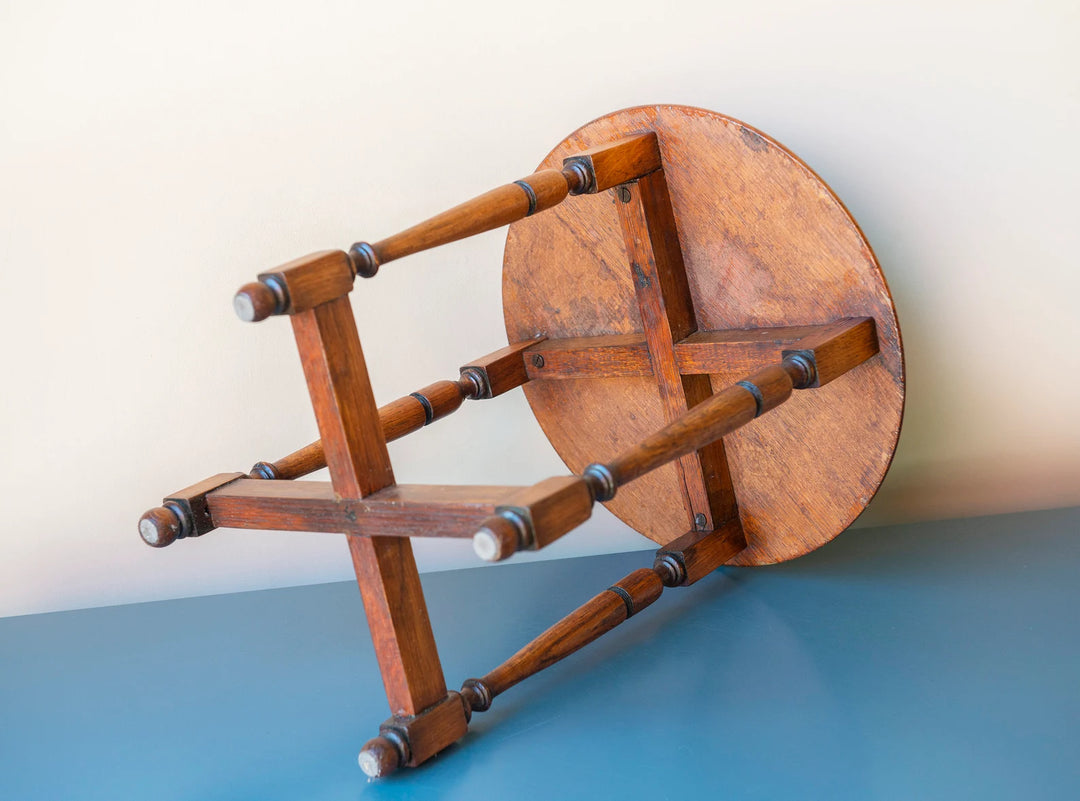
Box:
[473,529,499,561]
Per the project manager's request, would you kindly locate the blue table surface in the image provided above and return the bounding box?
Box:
[2,506,1078,800]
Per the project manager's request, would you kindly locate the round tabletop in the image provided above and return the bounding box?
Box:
[503,105,904,565]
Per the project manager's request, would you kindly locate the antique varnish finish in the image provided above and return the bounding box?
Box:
[502,105,904,565]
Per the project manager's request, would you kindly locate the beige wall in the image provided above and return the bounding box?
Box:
[2,1,1077,617]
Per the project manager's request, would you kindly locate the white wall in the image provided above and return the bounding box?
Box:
[2,1,1077,617]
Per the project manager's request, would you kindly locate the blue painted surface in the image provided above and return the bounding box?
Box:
[2,507,1078,800]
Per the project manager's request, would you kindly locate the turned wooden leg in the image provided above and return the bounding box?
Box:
[460,568,665,713]
[459,523,745,717]
[245,338,543,481]
[345,134,660,278]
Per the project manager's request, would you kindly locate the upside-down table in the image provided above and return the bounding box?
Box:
[139,105,904,777]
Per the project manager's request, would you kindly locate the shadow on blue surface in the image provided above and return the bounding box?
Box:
[2,507,1078,800]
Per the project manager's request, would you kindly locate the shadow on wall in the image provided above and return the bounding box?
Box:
[860,454,1080,528]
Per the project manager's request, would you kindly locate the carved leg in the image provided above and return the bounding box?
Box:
[459,524,746,716]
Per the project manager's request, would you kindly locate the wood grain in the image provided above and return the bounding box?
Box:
[291,296,446,716]
[562,133,662,193]
[782,316,879,387]
[503,105,904,564]
[259,250,355,314]
[494,475,594,551]
[208,480,517,537]
[524,332,652,378]
[139,472,246,547]
[601,362,793,490]
[654,519,747,586]
[162,472,247,537]
[459,337,543,399]
[616,170,738,532]
[674,325,830,375]
[353,167,583,276]
[375,692,469,770]
[350,135,663,276]
[522,325,837,381]
[251,339,535,481]
[461,567,665,709]
[370,175,550,264]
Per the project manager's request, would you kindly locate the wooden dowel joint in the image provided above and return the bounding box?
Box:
[235,251,357,322]
[249,461,280,480]
[561,133,662,195]
[782,351,816,388]
[457,368,485,399]
[652,553,684,587]
[561,161,591,195]
[561,156,596,194]
[583,463,616,502]
[348,241,380,279]
[654,521,746,586]
[781,316,879,387]
[460,678,493,714]
[458,366,489,399]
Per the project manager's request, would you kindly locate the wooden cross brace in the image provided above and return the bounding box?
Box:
[138,132,881,778]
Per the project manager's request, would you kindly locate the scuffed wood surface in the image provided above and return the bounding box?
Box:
[503,105,904,565]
